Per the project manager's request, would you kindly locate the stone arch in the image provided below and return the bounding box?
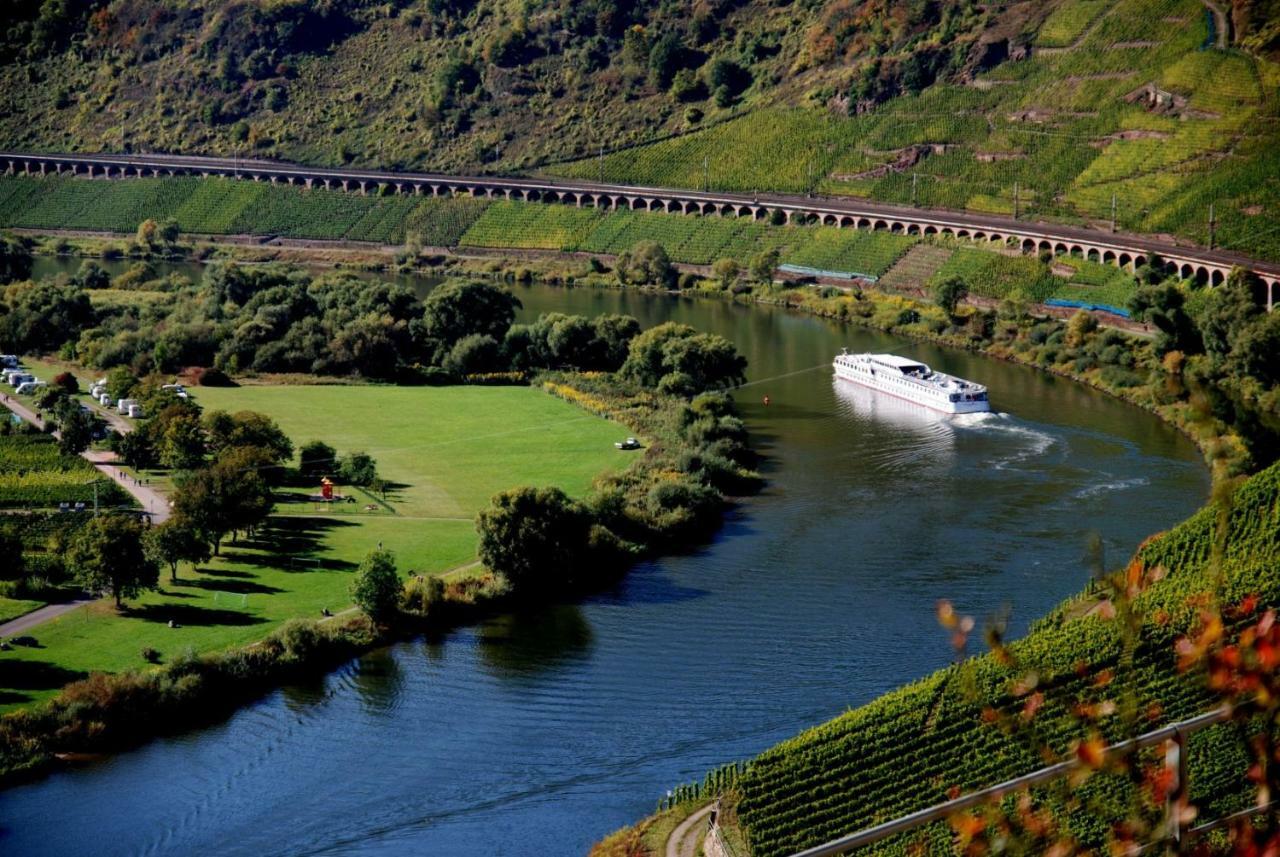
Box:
[1179,263,1194,280]
[840,215,855,228]
[1021,237,1036,253]
[873,219,889,231]
[957,229,971,239]
[890,222,905,234]
[822,214,838,226]
[1053,242,1068,256]
[1211,269,1226,287]
[1195,266,1210,284]
[907,224,922,236]
[1103,250,1118,265]
[924,225,938,236]
[1086,248,1101,263]
[1069,244,1084,258]
[972,231,986,241]
[858,217,873,230]
[1118,252,1132,268]
[1134,255,1147,268]
[988,232,1002,244]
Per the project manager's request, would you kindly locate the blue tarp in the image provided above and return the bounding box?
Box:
[1045,298,1132,318]
[778,264,878,283]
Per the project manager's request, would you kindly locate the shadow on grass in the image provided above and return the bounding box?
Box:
[179,578,285,596]
[217,517,361,574]
[125,604,268,628]
[0,659,88,691]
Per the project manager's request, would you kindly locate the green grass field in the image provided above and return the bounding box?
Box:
[0,384,629,712]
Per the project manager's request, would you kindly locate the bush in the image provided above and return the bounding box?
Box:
[338,451,377,486]
[141,647,161,664]
[350,549,401,622]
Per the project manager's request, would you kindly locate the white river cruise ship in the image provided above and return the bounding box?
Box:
[833,351,991,414]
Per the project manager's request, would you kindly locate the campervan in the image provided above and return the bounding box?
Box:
[15,380,46,395]
[0,355,18,369]
[127,404,145,418]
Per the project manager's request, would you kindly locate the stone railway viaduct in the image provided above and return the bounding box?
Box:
[4,150,1277,309]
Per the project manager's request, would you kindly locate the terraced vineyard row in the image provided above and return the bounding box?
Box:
[735,461,1280,857]
[0,176,492,246]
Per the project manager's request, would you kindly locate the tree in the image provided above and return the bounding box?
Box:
[110,428,155,469]
[51,371,79,394]
[105,366,137,401]
[1065,310,1098,347]
[712,258,740,289]
[0,279,93,353]
[350,548,401,622]
[298,440,337,479]
[616,240,673,286]
[159,410,207,470]
[57,407,94,456]
[144,517,211,582]
[476,486,592,592]
[158,219,180,244]
[339,450,378,486]
[203,410,293,465]
[67,515,159,608]
[1128,283,1201,356]
[621,322,748,395]
[73,260,111,290]
[136,218,160,246]
[0,234,33,284]
[172,451,273,554]
[749,249,779,284]
[443,333,502,375]
[0,525,25,581]
[417,280,521,365]
[648,33,684,90]
[933,276,969,316]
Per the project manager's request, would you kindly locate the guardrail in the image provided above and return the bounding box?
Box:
[787,706,1270,857]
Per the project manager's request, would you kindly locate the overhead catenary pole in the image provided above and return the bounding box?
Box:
[911,172,918,206]
[703,155,709,192]
[1209,203,1216,250]
[1111,192,1117,233]
[1013,182,1019,220]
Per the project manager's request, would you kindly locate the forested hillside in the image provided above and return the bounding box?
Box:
[3,0,1279,257]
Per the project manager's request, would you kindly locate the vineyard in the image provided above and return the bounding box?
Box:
[0,434,130,509]
[732,462,1280,857]
[543,0,1280,262]
[0,176,495,247]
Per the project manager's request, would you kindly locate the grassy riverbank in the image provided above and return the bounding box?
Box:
[0,384,628,713]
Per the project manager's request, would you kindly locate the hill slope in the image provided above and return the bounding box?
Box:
[3,1,1279,259]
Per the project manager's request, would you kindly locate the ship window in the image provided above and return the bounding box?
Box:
[949,394,959,402]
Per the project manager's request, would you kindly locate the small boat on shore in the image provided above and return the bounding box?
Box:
[833,351,991,414]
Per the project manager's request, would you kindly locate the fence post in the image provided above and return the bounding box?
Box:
[1166,728,1189,853]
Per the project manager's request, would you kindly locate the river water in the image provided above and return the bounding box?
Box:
[3,259,1207,855]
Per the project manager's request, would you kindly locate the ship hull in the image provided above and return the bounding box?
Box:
[833,362,991,414]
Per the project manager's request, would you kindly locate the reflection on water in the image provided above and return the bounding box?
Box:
[476,606,595,678]
[2,259,1211,857]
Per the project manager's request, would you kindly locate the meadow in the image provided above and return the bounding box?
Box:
[0,384,628,712]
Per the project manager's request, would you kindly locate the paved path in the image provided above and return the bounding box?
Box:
[83,450,171,522]
[667,804,715,857]
[0,598,92,638]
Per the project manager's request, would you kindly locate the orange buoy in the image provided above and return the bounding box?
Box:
[763,395,771,406]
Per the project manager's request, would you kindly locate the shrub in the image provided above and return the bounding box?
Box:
[350,549,401,622]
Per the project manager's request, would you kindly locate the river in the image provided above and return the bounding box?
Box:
[2,257,1208,856]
